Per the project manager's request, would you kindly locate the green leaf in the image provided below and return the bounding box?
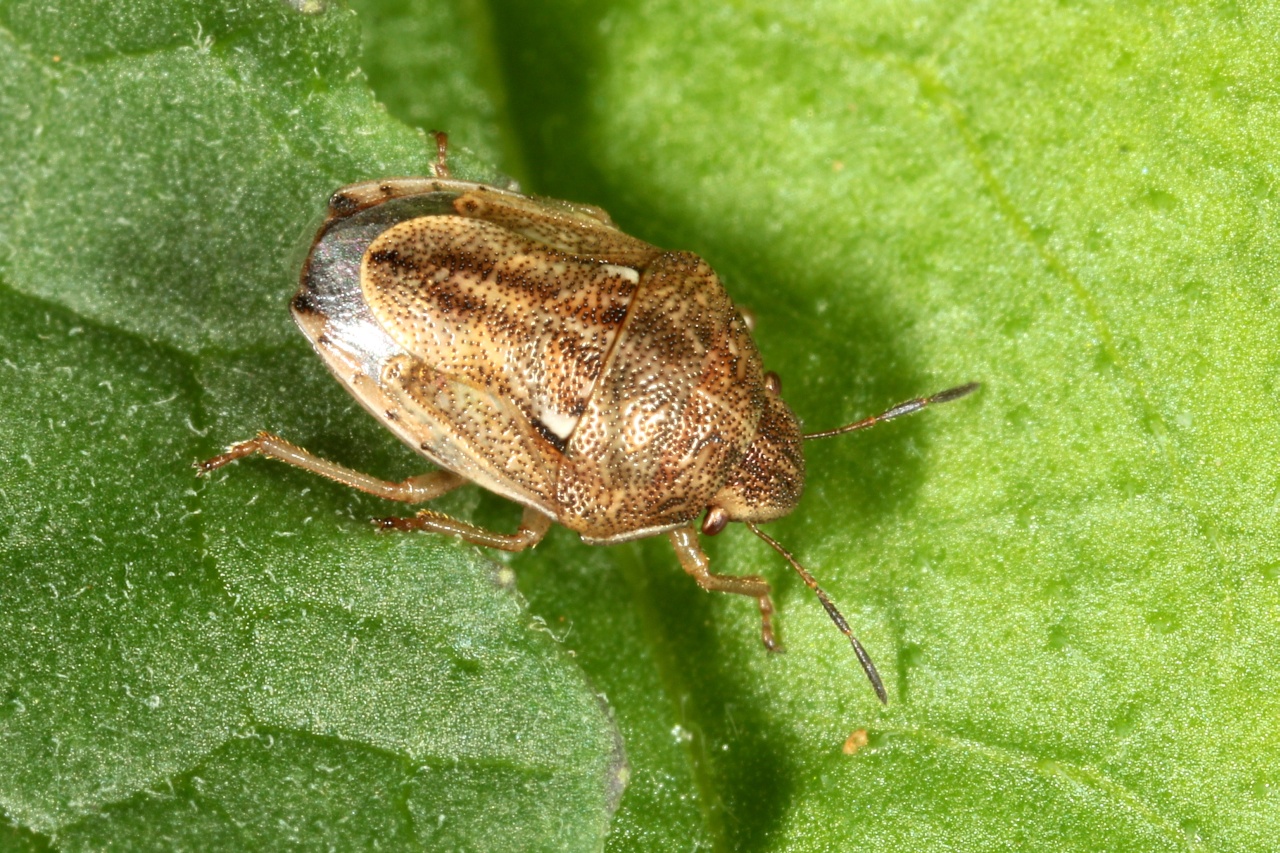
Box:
[3,0,1279,851]
[0,2,618,850]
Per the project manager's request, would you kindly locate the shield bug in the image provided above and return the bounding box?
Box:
[198,132,976,703]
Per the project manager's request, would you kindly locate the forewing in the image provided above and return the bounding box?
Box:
[377,355,564,506]
[361,214,644,457]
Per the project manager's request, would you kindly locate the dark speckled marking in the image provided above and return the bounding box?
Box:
[361,215,644,482]
[554,251,775,537]
[368,248,419,272]
[329,192,359,216]
[601,304,628,325]
[292,289,321,316]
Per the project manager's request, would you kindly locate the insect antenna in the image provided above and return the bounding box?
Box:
[803,382,979,440]
[745,522,888,704]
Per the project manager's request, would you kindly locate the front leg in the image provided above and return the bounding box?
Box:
[668,526,780,652]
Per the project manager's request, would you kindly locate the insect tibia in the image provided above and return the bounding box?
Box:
[193,431,280,475]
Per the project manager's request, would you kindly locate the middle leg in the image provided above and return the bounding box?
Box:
[197,431,466,504]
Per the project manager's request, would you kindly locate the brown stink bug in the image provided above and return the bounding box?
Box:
[198,132,976,703]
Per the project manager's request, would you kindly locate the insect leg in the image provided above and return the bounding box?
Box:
[376,505,553,553]
[196,431,466,503]
[429,130,452,178]
[667,526,780,652]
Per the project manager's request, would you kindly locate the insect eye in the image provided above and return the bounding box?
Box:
[701,506,730,536]
[763,372,781,396]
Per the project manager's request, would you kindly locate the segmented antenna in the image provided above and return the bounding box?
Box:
[803,382,979,440]
[746,522,888,704]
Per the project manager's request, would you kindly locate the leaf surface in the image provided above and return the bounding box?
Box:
[0,3,619,850]
[2,1,1278,851]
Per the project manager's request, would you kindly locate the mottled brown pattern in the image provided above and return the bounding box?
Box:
[712,394,805,523]
[452,188,661,266]
[362,216,641,447]
[377,355,561,506]
[324,178,810,543]
[558,252,767,541]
